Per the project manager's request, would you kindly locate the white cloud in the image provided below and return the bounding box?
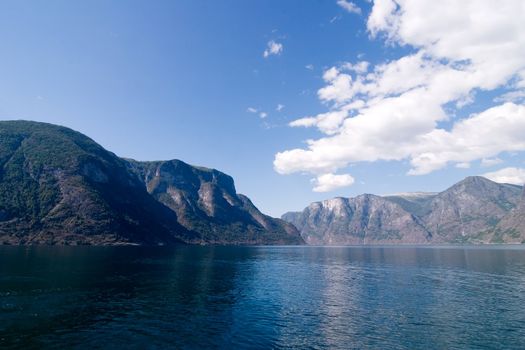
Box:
[263,40,283,58]
[248,107,268,119]
[495,90,525,103]
[289,110,348,135]
[274,0,525,190]
[408,103,525,175]
[305,64,314,70]
[322,67,339,82]
[337,0,362,15]
[276,104,285,112]
[483,167,525,185]
[312,173,355,192]
[341,61,369,74]
[481,157,503,167]
[455,162,470,169]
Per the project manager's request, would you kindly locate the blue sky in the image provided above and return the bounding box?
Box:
[1,0,525,217]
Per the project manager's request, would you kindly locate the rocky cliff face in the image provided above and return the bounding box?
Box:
[127,159,303,245]
[283,195,430,245]
[0,121,189,245]
[283,177,524,244]
[419,177,522,243]
[0,121,303,245]
[495,187,525,243]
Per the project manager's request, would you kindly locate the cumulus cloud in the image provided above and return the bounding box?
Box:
[337,0,361,14]
[246,107,258,113]
[263,40,283,58]
[276,104,285,112]
[289,110,349,135]
[274,0,525,190]
[408,103,525,175]
[483,167,525,185]
[341,61,369,74]
[312,173,355,192]
[259,112,268,119]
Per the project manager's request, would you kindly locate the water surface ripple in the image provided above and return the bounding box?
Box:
[1,245,525,349]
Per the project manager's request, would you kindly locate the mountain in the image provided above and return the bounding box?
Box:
[0,121,189,245]
[495,189,525,243]
[126,159,302,244]
[418,176,522,243]
[382,192,437,217]
[283,176,524,244]
[282,195,431,245]
[0,120,303,245]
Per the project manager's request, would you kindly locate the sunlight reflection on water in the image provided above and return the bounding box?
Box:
[1,245,525,349]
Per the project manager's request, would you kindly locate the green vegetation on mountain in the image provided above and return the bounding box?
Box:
[0,121,302,245]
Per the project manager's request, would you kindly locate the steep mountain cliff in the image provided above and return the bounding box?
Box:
[495,188,525,243]
[283,177,524,244]
[0,121,189,245]
[0,121,303,245]
[282,195,430,245]
[419,177,522,243]
[126,159,302,244]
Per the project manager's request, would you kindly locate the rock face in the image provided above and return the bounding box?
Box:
[0,121,303,245]
[126,160,302,245]
[0,121,188,245]
[283,177,524,244]
[282,195,430,245]
[495,188,525,243]
[418,177,522,243]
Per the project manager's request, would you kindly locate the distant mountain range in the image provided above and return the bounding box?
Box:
[0,121,302,245]
[2,120,524,246]
[282,176,525,244]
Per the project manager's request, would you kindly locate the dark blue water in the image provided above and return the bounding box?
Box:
[1,246,525,349]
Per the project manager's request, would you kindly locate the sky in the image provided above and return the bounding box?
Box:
[1,0,525,217]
